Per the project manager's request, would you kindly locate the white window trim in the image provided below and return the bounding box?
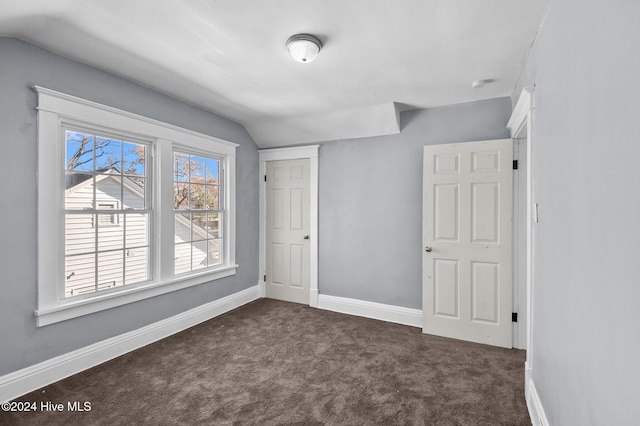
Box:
[35,86,238,327]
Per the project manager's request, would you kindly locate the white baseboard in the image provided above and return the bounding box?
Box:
[317,294,422,327]
[526,365,549,426]
[0,284,260,403]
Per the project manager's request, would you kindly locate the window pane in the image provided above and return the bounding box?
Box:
[174,152,189,182]
[123,142,145,177]
[174,242,191,274]
[205,158,219,182]
[208,239,221,266]
[189,155,205,181]
[125,213,148,248]
[65,174,95,209]
[189,184,206,209]
[65,253,96,297]
[192,240,208,270]
[205,184,219,209]
[97,250,124,290]
[97,214,123,250]
[65,213,95,255]
[125,247,148,284]
[94,137,122,171]
[175,213,191,243]
[191,213,207,241]
[123,177,145,209]
[66,132,94,172]
[174,182,189,209]
[95,174,123,206]
[207,213,220,238]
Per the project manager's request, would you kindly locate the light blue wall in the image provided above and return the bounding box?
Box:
[318,98,512,309]
[514,0,640,424]
[0,38,259,376]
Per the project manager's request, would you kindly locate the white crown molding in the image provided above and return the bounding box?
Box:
[0,285,260,403]
[317,294,422,328]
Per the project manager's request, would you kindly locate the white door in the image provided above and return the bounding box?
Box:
[422,139,513,348]
[265,159,310,304]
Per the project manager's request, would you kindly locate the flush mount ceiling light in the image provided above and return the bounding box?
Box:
[286,34,322,63]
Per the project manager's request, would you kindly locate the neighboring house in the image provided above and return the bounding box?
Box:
[64,169,217,298]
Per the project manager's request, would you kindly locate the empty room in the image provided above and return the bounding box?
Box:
[0,0,638,424]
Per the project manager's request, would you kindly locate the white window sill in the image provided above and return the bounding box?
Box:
[35,265,238,327]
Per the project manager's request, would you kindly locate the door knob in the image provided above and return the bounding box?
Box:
[303,234,310,240]
[424,245,432,252]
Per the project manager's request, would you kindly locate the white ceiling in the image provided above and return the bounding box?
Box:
[0,0,549,148]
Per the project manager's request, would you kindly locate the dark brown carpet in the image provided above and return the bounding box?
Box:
[1,299,529,425]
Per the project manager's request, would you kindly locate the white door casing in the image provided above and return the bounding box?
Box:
[258,145,319,307]
[422,139,513,348]
[507,86,535,386]
[265,159,310,304]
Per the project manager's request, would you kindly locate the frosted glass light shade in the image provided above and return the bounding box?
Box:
[286,34,322,63]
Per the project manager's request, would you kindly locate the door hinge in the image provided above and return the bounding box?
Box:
[264,174,267,182]
[264,274,267,282]
[513,160,518,170]
[512,312,518,323]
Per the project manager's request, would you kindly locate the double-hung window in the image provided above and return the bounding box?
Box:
[173,151,223,274]
[36,87,238,326]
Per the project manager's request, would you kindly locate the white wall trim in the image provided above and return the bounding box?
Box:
[509,87,539,423]
[317,294,422,328]
[0,285,260,403]
[526,372,549,426]
[508,86,535,358]
[258,145,319,307]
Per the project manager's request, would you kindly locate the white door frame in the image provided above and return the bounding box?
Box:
[507,87,535,374]
[259,145,319,307]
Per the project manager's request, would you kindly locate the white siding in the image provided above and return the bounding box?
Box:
[174,213,220,274]
[64,176,149,297]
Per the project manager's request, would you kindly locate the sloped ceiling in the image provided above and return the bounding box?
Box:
[0,0,549,148]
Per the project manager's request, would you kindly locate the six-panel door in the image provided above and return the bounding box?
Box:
[266,159,310,304]
[423,139,513,348]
